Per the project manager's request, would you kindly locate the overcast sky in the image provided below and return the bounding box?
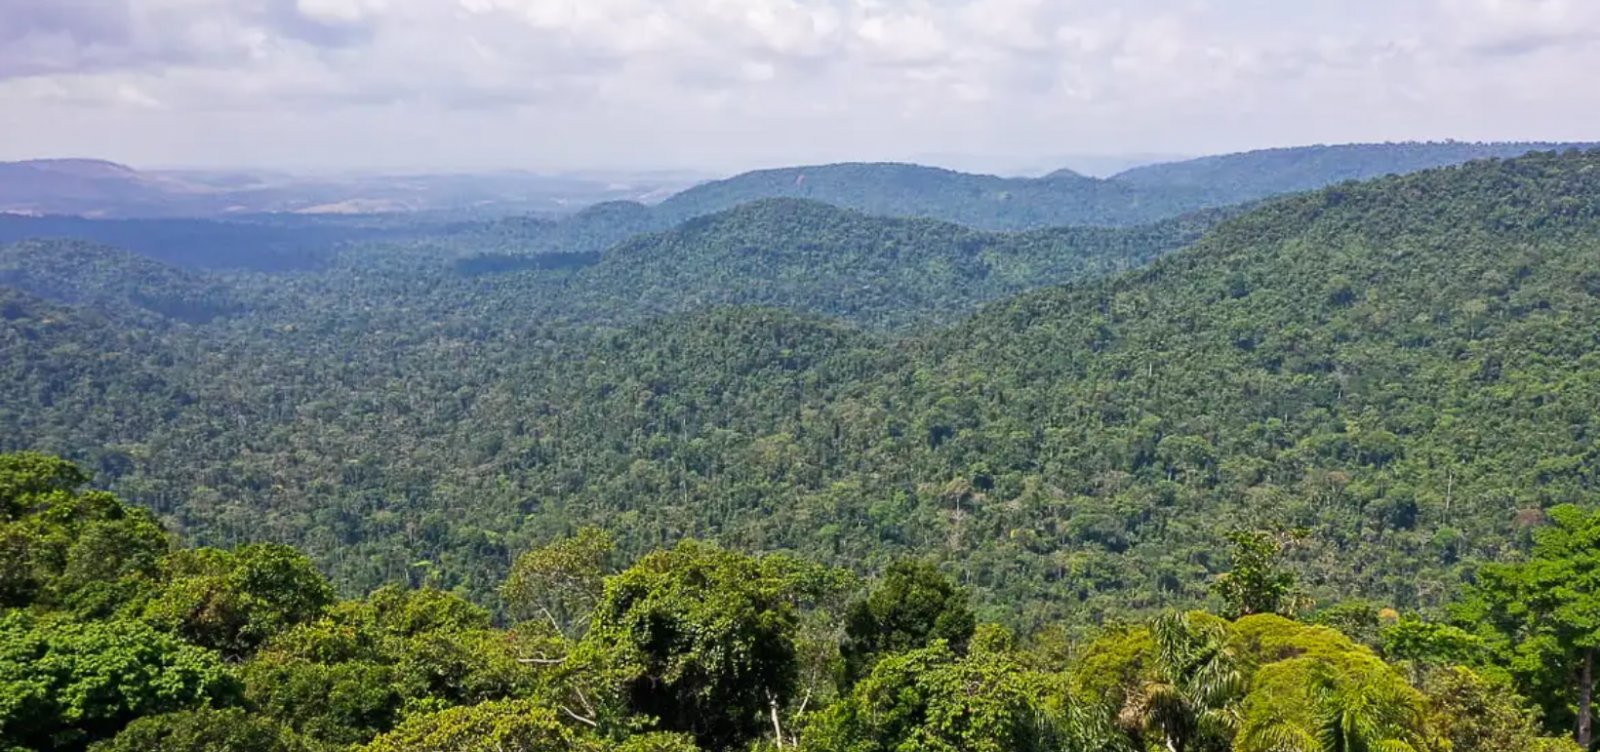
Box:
[1,0,1597,173]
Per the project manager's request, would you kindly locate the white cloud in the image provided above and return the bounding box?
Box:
[0,0,1597,171]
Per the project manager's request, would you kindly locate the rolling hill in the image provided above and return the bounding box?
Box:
[549,198,1221,328]
[1110,140,1600,204]
[3,148,1599,628]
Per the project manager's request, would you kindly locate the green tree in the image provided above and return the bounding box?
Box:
[838,559,976,689]
[0,452,168,616]
[1456,505,1600,748]
[357,699,596,752]
[806,639,1070,752]
[501,527,615,636]
[578,540,798,750]
[1419,666,1581,752]
[1213,531,1306,620]
[88,708,309,752]
[1233,616,1431,752]
[142,544,335,658]
[0,612,233,751]
[1131,612,1243,752]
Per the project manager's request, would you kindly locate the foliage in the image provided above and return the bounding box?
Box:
[838,559,975,690]
[577,541,799,750]
[0,612,233,751]
[357,699,595,752]
[1417,666,1580,752]
[0,452,1587,752]
[502,527,616,635]
[1213,531,1307,620]
[142,544,336,658]
[1454,504,1600,747]
[806,640,1069,752]
[88,708,310,752]
[239,586,543,748]
[0,452,168,617]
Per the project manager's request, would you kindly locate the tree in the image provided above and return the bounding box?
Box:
[239,587,542,749]
[1129,612,1243,752]
[0,612,233,751]
[577,540,798,750]
[1455,505,1600,748]
[89,708,310,752]
[1380,617,1484,679]
[1233,615,1431,752]
[1419,666,1582,752]
[1213,530,1307,620]
[142,544,335,658]
[0,453,168,616]
[806,639,1071,752]
[357,699,596,752]
[838,559,976,689]
[501,528,615,637]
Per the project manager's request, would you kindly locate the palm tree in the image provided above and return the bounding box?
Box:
[1240,667,1427,752]
[1121,612,1245,752]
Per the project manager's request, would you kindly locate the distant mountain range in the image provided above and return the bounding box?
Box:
[442,141,1600,255]
[0,158,701,218]
[3,142,1595,224]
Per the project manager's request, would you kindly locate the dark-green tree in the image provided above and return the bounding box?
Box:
[837,559,976,690]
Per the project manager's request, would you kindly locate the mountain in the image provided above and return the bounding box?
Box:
[1110,140,1600,204]
[651,162,1215,230]
[0,214,394,271]
[4,149,1600,627]
[448,142,1600,252]
[551,198,1220,328]
[0,240,244,323]
[0,159,699,218]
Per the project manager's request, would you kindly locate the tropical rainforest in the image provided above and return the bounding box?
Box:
[3,142,1600,750]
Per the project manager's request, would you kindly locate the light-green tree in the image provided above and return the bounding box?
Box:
[1213,531,1308,620]
[0,612,234,751]
[806,638,1074,752]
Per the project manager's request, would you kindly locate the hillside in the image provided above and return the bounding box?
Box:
[1111,140,1600,204]
[0,240,244,323]
[652,161,1211,230]
[438,142,1600,254]
[549,198,1218,328]
[3,150,1599,628]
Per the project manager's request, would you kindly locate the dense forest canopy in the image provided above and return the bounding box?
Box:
[0,149,1596,625]
[4,146,1600,750]
[0,452,1587,751]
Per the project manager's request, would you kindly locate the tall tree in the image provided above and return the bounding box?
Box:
[1456,505,1600,748]
[1213,531,1307,620]
[837,559,976,690]
[577,541,798,751]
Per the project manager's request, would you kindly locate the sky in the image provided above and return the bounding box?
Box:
[1,0,1598,173]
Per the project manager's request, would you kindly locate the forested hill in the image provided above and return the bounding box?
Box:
[547,198,1221,328]
[3,150,1600,631]
[440,141,1600,254]
[0,240,243,323]
[1110,140,1600,205]
[649,162,1204,230]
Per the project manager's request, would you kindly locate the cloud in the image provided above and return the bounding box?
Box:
[0,0,1597,171]
[1443,0,1600,56]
